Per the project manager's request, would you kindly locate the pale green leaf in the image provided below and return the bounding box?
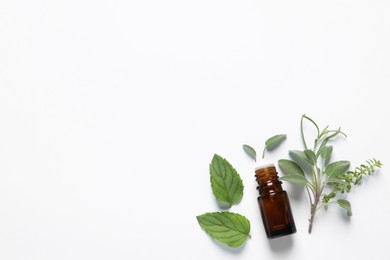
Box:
[289,150,311,172]
[337,199,352,216]
[262,134,287,158]
[326,177,348,186]
[196,212,251,248]
[304,149,317,165]
[279,174,309,186]
[265,134,287,150]
[325,160,350,178]
[319,145,333,162]
[243,144,257,162]
[302,114,320,135]
[278,159,304,176]
[210,154,244,207]
[317,128,347,153]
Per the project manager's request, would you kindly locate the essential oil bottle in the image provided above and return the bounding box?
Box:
[255,164,296,238]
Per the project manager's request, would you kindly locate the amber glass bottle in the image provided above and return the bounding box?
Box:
[255,164,296,238]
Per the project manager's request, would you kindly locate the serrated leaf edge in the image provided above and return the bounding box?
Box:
[196,212,251,248]
[209,154,244,207]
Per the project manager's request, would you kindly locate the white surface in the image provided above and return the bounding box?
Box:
[1,0,390,259]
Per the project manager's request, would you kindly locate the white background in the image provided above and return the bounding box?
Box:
[1,0,390,259]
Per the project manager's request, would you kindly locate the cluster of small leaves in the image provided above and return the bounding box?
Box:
[277,115,382,233]
[342,159,382,189]
[323,159,382,203]
[196,154,250,248]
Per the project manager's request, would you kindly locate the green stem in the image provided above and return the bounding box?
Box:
[306,186,313,206]
[308,191,321,233]
[300,115,308,150]
[308,179,326,233]
[311,166,318,191]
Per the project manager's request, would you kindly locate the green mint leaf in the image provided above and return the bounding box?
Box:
[278,159,305,176]
[304,149,317,165]
[337,199,352,216]
[196,212,251,248]
[210,154,244,207]
[243,144,257,162]
[280,174,309,186]
[289,150,312,172]
[262,134,287,158]
[325,160,350,178]
[319,145,333,162]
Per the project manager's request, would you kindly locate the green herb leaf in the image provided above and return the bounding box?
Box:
[337,199,352,216]
[326,177,349,186]
[289,150,311,172]
[304,149,317,165]
[196,212,251,248]
[262,134,287,158]
[325,160,350,178]
[278,159,305,176]
[243,144,257,162]
[319,145,333,162]
[280,174,309,186]
[209,154,244,207]
[322,191,336,204]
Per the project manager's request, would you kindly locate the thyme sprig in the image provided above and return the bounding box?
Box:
[323,159,382,202]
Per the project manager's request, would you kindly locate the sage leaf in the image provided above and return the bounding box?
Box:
[196,212,251,248]
[262,134,287,158]
[243,144,257,162]
[280,174,309,186]
[304,149,317,165]
[325,160,350,178]
[278,159,304,176]
[319,145,333,162]
[337,199,352,216]
[210,154,244,207]
[289,150,311,172]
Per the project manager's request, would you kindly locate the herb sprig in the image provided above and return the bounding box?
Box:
[278,115,382,233]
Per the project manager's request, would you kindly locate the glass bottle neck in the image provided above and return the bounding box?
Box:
[255,165,284,196]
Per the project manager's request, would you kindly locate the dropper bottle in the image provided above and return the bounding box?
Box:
[255,164,296,238]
